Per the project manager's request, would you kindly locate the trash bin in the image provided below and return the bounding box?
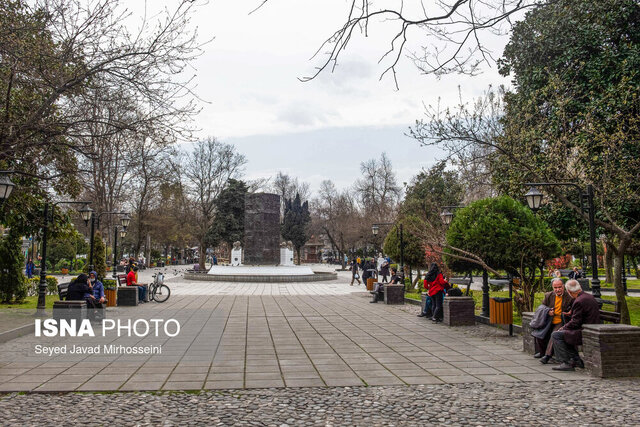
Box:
[366,278,376,291]
[489,297,513,325]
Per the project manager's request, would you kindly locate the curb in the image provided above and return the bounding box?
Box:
[0,323,34,344]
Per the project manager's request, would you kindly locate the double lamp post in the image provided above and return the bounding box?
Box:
[0,172,131,314]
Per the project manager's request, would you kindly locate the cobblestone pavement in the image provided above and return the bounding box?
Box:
[1,379,639,425]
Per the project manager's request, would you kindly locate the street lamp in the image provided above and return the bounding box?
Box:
[37,200,92,315]
[524,186,544,212]
[440,208,454,225]
[79,204,93,226]
[0,172,15,201]
[522,183,601,299]
[112,226,128,278]
[440,206,464,226]
[88,211,129,271]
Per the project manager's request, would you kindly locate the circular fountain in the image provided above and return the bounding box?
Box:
[183,193,337,283]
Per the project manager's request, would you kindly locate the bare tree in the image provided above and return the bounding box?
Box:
[0,0,203,181]
[183,138,247,269]
[271,171,311,216]
[354,152,402,221]
[313,180,363,268]
[257,1,538,86]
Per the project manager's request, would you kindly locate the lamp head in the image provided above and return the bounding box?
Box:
[371,225,379,236]
[525,186,544,211]
[0,173,15,201]
[120,213,131,228]
[79,204,93,226]
[440,208,453,225]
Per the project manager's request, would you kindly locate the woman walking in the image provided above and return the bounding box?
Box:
[350,259,361,286]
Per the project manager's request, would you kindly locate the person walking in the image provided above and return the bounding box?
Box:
[380,260,390,283]
[25,258,35,279]
[350,259,361,286]
[424,262,448,323]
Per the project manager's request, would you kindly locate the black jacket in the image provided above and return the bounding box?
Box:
[67,280,91,301]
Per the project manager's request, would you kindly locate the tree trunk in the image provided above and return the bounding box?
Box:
[199,240,206,270]
[296,247,301,265]
[614,241,631,324]
[412,268,421,287]
[604,242,614,283]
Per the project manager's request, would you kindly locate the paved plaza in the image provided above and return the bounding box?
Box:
[0,271,589,392]
[0,270,639,425]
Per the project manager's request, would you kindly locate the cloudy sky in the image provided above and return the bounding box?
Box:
[147,1,515,194]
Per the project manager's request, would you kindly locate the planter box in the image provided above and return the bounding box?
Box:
[383,284,404,305]
[583,324,640,378]
[443,296,475,326]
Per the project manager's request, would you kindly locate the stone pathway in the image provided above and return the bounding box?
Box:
[0,289,588,392]
[1,380,639,426]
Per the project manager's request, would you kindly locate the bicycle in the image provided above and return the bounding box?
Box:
[149,272,171,303]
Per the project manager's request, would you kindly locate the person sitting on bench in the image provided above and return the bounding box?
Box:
[370,268,401,303]
[67,273,92,301]
[126,266,147,303]
[551,279,600,371]
[87,271,106,320]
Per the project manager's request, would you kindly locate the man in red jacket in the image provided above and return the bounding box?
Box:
[127,266,147,303]
[551,279,600,371]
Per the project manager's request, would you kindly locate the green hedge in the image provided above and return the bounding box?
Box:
[26,276,59,296]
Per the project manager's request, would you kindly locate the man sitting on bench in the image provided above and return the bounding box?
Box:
[370,267,401,303]
[551,279,600,371]
[87,271,106,320]
[127,266,147,303]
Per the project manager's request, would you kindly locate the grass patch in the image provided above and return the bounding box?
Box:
[602,279,640,289]
[0,295,59,309]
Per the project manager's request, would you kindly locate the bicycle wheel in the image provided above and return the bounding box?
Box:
[152,284,170,303]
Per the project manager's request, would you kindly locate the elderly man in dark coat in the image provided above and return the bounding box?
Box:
[551,279,600,371]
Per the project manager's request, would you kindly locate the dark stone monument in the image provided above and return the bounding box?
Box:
[244,193,281,265]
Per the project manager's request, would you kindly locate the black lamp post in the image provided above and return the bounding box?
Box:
[523,183,601,299]
[112,226,127,278]
[37,200,92,315]
[372,222,404,278]
[88,211,130,271]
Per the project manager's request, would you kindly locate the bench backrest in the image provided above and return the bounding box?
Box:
[600,300,621,324]
[58,282,70,300]
[117,274,128,286]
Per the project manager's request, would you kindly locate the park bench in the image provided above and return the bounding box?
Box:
[449,276,473,296]
[599,299,621,324]
[116,273,147,305]
[54,282,106,322]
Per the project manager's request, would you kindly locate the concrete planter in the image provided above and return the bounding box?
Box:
[583,324,640,378]
[443,296,475,326]
[383,284,404,305]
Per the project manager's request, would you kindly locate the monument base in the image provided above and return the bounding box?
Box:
[184,265,338,283]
